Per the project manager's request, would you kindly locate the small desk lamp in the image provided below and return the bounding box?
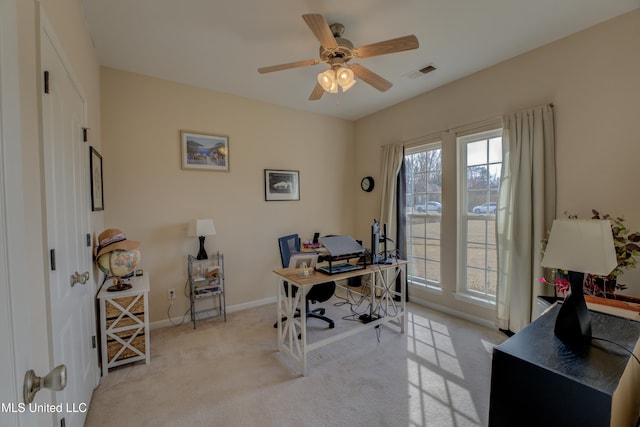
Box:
[188,219,216,260]
[541,219,617,350]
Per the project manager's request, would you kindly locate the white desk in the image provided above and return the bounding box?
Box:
[274,261,408,376]
[97,273,150,376]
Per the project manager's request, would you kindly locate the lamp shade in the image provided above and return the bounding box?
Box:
[188,219,216,237]
[541,219,617,276]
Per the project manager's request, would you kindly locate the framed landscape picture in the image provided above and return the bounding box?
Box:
[181,130,229,171]
[264,169,300,201]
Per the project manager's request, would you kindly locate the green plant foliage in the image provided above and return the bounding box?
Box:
[590,209,640,280]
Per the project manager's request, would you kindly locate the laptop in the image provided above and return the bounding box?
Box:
[316,263,362,275]
[318,235,365,257]
[316,235,365,275]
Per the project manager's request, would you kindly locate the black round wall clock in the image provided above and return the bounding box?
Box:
[361,176,375,192]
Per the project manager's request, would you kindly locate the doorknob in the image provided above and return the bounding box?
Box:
[23,365,66,404]
[70,271,89,287]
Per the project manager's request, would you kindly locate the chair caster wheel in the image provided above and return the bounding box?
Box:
[329,322,335,329]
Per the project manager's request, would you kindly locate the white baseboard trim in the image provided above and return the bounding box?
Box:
[228,296,276,313]
[151,294,496,331]
[409,295,496,330]
[150,296,277,330]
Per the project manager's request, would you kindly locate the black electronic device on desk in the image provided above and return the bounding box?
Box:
[315,235,365,275]
[371,219,395,264]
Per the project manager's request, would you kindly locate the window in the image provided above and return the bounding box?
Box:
[458,130,502,303]
[405,142,442,288]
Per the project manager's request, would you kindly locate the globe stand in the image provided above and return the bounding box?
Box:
[107,277,133,292]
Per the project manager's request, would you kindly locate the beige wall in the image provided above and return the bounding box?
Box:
[100,68,355,323]
[354,9,640,323]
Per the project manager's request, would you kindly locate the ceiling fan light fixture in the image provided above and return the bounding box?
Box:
[318,69,336,91]
[340,79,356,92]
[336,66,356,92]
[258,15,420,100]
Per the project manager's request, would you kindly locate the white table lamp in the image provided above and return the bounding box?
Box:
[541,219,617,349]
[188,219,216,260]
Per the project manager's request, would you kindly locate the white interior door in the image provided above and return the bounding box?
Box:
[41,22,97,427]
[1,1,45,426]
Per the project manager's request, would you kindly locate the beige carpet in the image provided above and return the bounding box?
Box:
[85,295,506,427]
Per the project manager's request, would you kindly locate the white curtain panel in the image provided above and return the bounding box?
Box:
[496,104,556,332]
[380,144,404,244]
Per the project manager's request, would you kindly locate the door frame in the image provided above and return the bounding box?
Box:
[0,0,49,426]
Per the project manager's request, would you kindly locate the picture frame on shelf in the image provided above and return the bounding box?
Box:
[89,146,104,211]
[264,169,300,201]
[181,130,229,172]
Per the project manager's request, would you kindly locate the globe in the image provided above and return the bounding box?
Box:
[97,249,141,291]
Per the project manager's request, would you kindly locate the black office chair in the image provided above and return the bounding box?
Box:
[274,234,335,329]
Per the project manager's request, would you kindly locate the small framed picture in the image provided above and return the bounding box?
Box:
[264,169,300,201]
[289,253,318,269]
[89,146,104,211]
[181,130,229,171]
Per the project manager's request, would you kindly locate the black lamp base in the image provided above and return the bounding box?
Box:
[196,235,208,260]
[554,270,591,350]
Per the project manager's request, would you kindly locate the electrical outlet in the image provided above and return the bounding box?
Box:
[168,288,176,300]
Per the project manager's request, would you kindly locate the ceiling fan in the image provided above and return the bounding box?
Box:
[258,14,419,100]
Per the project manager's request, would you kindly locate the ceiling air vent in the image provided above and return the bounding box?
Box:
[405,64,437,80]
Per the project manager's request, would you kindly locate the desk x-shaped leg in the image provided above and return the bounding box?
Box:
[277,281,309,375]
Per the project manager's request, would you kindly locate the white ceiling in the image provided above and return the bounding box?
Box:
[81,0,639,121]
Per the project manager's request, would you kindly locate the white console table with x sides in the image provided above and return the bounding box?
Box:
[273,261,408,376]
[97,273,150,376]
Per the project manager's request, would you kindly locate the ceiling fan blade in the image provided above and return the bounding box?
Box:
[302,14,338,49]
[353,35,419,59]
[258,59,321,74]
[351,64,393,92]
[309,82,324,101]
